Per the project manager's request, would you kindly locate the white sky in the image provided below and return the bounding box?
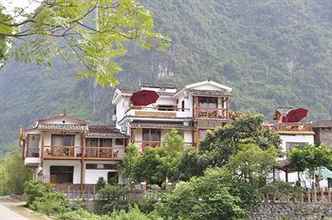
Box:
[0,0,41,18]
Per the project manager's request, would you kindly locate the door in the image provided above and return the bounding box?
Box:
[50,166,74,184]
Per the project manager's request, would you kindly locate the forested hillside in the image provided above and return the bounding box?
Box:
[1,0,332,154]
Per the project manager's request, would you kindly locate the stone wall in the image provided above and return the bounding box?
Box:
[250,202,332,220]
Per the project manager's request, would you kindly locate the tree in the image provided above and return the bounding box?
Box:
[0,150,32,195]
[226,144,277,187]
[199,113,280,168]
[161,129,184,153]
[95,184,129,214]
[0,0,169,86]
[157,168,246,220]
[289,145,332,187]
[122,131,185,186]
[121,144,141,183]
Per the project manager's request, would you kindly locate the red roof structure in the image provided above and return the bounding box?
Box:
[130,90,159,106]
[282,108,308,123]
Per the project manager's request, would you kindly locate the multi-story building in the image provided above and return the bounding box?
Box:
[271,109,332,188]
[112,80,232,150]
[20,114,128,189]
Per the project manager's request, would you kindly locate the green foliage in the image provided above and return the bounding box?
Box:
[0,0,168,86]
[0,150,32,195]
[157,168,246,220]
[132,195,159,215]
[30,191,70,216]
[24,180,70,216]
[24,180,53,207]
[176,149,208,181]
[121,144,141,183]
[122,130,185,186]
[199,113,280,168]
[289,145,332,182]
[134,148,169,186]
[59,207,158,220]
[95,184,129,214]
[161,129,184,153]
[226,144,277,187]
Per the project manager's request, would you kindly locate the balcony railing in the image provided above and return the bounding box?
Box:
[85,147,123,159]
[194,107,228,119]
[137,141,193,151]
[274,122,313,132]
[43,146,124,160]
[141,141,161,150]
[124,106,192,119]
[43,146,79,158]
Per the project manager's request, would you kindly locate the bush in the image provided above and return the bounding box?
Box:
[58,207,157,220]
[30,191,70,216]
[157,169,246,220]
[132,194,160,214]
[95,184,129,214]
[24,180,52,206]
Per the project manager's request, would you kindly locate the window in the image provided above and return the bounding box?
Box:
[86,164,98,169]
[199,129,207,141]
[27,134,40,157]
[86,138,98,147]
[104,164,118,170]
[328,178,332,188]
[143,129,161,144]
[51,135,75,146]
[198,97,218,109]
[157,105,176,111]
[86,163,118,170]
[100,139,112,148]
[181,100,185,112]
[115,139,124,145]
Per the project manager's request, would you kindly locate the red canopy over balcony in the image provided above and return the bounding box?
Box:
[130,90,159,106]
[282,108,308,123]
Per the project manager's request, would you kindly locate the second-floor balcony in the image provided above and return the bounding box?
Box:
[43,146,124,160]
[124,106,192,119]
[194,107,229,120]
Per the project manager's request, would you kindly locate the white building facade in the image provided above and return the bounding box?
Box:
[112,80,233,150]
[20,114,128,187]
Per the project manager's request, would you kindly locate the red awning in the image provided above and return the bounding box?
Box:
[130,90,159,106]
[282,108,308,123]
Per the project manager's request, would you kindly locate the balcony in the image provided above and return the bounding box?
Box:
[43,146,80,159]
[43,146,124,160]
[124,106,192,119]
[274,122,313,134]
[137,141,193,151]
[194,107,229,120]
[85,147,124,160]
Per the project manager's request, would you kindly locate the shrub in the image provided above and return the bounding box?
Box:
[157,169,246,220]
[132,194,160,214]
[24,180,52,206]
[58,207,157,220]
[30,191,70,216]
[95,184,129,214]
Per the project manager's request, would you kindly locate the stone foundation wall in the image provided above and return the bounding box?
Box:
[250,203,332,220]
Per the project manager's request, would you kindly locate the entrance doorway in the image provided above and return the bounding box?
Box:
[50,166,74,184]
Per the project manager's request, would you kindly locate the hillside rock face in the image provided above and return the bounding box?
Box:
[1,0,332,152]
